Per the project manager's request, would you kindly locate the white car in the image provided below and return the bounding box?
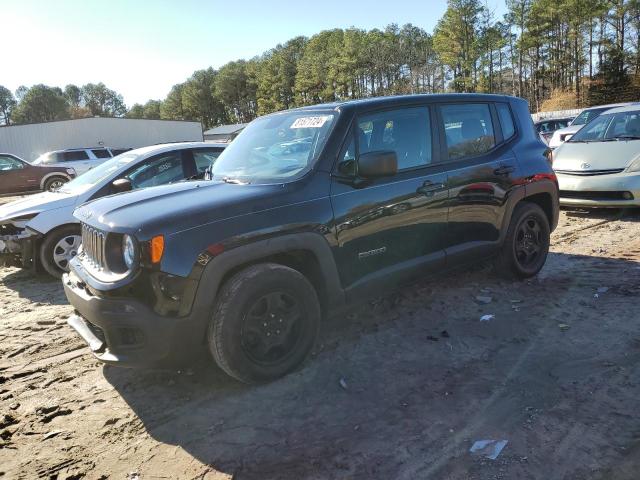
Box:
[553,105,640,207]
[31,147,131,175]
[0,142,225,277]
[548,103,636,148]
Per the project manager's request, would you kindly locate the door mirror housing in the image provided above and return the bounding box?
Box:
[112,178,132,193]
[358,151,398,178]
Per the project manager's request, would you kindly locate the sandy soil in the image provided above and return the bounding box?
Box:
[1,196,640,479]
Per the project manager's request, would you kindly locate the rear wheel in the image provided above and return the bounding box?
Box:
[40,225,81,278]
[495,202,550,279]
[208,263,320,384]
[44,176,68,192]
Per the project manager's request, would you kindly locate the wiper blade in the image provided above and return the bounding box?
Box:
[614,135,640,140]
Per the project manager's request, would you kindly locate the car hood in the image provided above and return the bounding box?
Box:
[75,180,288,239]
[0,191,78,223]
[553,141,640,171]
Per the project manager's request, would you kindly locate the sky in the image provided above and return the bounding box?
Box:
[3,0,507,107]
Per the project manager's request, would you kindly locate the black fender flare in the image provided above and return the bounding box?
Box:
[497,179,559,244]
[189,232,345,325]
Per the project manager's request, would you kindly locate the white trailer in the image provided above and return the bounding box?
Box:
[0,117,203,161]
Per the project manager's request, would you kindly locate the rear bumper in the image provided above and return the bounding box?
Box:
[63,270,206,367]
[556,171,640,207]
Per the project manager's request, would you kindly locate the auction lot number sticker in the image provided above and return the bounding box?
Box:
[290,116,331,129]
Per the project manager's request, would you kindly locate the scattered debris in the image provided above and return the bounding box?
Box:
[427,335,439,342]
[480,314,495,322]
[558,324,571,331]
[43,430,64,440]
[475,296,493,305]
[339,378,348,390]
[440,330,450,338]
[470,439,508,460]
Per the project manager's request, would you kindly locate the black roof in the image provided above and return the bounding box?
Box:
[289,93,521,113]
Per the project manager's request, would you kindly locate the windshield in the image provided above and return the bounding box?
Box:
[58,153,139,193]
[32,152,55,165]
[568,110,640,143]
[210,111,336,183]
[570,107,610,126]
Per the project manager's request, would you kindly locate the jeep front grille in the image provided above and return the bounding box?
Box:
[81,223,106,270]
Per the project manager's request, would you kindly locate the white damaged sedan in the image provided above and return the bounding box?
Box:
[553,105,640,208]
[0,142,225,277]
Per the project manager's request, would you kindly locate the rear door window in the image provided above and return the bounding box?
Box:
[440,104,496,160]
[126,152,185,189]
[62,150,90,162]
[91,149,112,159]
[0,155,24,171]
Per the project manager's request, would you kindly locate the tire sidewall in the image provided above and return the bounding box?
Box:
[44,176,67,192]
[507,204,550,278]
[40,225,81,278]
[209,264,320,383]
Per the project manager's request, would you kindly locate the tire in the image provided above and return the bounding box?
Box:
[39,225,81,278]
[44,176,69,192]
[495,202,550,280]
[208,263,321,384]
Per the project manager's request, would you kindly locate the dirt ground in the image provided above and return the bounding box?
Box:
[1,194,640,480]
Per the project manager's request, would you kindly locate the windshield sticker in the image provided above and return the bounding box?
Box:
[290,116,331,129]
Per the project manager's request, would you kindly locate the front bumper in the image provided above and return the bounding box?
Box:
[556,171,640,207]
[63,270,207,367]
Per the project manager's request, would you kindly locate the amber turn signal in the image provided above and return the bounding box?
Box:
[150,235,164,264]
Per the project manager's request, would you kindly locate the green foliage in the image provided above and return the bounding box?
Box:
[0,85,17,125]
[181,68,227,129]
[81,83,127,117]
[161,83,186,120]
[12,84,70,124]
[8,1,640,126]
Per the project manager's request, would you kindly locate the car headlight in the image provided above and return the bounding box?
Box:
[626,156,640,172]
[122,234,137,269]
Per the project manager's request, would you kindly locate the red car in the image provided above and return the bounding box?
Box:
[0,153,76,195]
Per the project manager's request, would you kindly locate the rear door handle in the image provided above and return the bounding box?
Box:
[494,165,515,176]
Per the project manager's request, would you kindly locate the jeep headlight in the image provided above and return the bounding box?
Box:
[122,234,137,269]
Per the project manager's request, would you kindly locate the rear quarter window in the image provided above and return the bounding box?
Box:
[496,103,516,140]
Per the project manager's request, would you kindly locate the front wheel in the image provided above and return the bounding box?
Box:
[208,263,321,384]
[495,202,550,279]
[39,225,81,278]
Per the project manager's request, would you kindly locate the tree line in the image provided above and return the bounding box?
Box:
[2,0,640,129]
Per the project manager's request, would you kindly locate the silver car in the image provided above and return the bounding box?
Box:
[548,103,635,149]
[553,105,640,207]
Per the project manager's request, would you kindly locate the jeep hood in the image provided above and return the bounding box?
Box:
[553,140,640,171]
[0,191,78,223]
[75,180,286,239]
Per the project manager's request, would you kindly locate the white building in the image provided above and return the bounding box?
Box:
[0,117,203,161]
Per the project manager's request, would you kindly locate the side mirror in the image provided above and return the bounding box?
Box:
[112,178,132,193]
[358,150,398,178]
